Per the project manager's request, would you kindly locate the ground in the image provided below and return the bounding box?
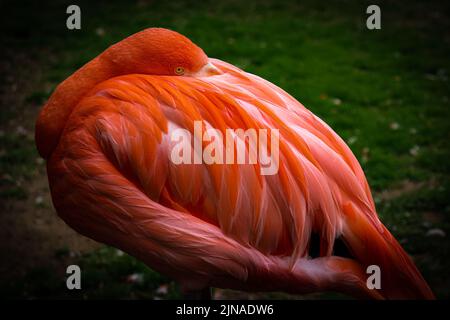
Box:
[0,0,449,299]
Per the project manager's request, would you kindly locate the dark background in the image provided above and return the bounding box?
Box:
[0,0,449,299]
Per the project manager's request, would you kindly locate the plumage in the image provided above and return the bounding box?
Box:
[35,28,434,299]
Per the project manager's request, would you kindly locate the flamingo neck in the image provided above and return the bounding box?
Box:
[35,56,115,159]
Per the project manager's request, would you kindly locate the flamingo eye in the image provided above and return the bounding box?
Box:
[174,67,185,75]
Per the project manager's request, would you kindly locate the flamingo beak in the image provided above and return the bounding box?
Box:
[194,62,223,77]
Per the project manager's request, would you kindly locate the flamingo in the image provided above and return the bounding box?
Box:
[35,28,434,299]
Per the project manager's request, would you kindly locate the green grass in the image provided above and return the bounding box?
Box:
[0,0,449,298]
[0,247,181,299]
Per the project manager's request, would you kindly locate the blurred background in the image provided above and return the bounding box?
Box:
[0,0,449,299]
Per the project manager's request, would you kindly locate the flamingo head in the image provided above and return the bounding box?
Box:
[35,28,222,160]
[101,28,222,77]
